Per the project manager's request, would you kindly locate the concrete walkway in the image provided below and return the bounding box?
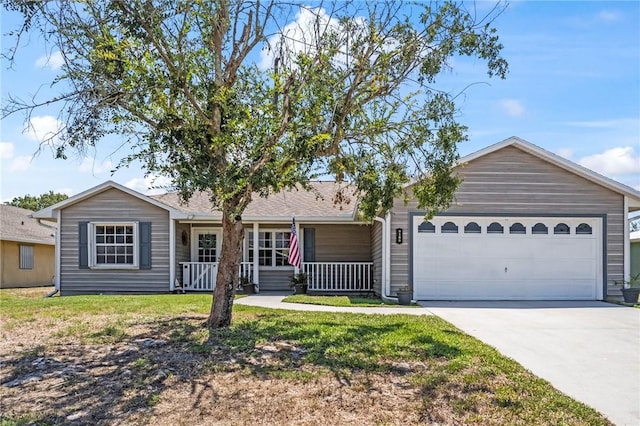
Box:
[237,295,639,425]
[235,292,432,315]
[419,301,640,426]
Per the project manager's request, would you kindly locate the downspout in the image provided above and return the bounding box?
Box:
[375,213,396,302]
[169,216,176,292]
[624,196,630,282]
[54,210,61,292]
[253,223,260,293]
[385,212,391,299]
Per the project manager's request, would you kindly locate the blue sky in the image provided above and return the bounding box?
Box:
[1,1,639,203]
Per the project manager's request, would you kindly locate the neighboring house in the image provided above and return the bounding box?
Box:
[33,137,640,301]
[0,205,56,288]
[631,230,640,279]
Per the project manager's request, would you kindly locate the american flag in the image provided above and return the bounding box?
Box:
[288,218,301,269]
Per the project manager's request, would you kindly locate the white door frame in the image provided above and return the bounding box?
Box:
[190,227,222,262]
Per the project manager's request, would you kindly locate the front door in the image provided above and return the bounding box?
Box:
[189,229,220,290]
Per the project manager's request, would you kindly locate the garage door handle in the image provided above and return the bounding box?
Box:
[505,267,508,273]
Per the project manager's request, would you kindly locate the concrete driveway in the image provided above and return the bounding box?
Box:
[419,301,639,426]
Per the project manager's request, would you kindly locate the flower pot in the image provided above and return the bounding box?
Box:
[621,288,640,304]
[243,283,255,295]
[397,291,412,305]
[294,284,308,295]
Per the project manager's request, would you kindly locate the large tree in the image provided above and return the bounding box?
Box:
[3,0,508,327]
[7,191,69,211]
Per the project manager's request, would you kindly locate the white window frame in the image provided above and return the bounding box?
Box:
[89,221,139,269]
[19,245,34,270]
[246,229,292,268]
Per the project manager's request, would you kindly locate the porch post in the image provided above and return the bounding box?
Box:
[253,222,260,289]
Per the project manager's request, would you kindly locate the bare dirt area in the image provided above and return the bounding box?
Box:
[1,316,422,425]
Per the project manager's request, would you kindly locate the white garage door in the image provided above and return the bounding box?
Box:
[412,216,602,300]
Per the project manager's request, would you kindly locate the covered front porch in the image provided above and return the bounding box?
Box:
[180,261,374,293]
[175,222,376,294]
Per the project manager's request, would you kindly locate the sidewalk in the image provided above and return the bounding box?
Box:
[234,292,432,316]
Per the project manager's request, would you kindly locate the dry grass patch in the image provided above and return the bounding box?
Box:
[0,289,611,425]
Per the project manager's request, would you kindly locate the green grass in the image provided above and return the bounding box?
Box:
[282,294,417,307]
[0,289,611,425]
[0,289,214,322]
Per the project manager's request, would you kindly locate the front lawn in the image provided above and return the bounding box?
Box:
[283,294,417,307]
[0,288,610,425]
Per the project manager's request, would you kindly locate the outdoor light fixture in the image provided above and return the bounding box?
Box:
[396,228,403,244]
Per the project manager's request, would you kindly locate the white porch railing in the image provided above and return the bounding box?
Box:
[304,262,373,292]
[180,262,254,291]
[181,261,373,292]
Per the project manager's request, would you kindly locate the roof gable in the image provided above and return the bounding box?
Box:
[32,181,185,220]
[458,136,640,206]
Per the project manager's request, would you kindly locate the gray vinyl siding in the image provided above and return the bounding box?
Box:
[390,146,624,297]
[258,268,293,291]
[175,222,191,285]
[371,221,383,295]
[311,224,372,262]
[59,188,170,295]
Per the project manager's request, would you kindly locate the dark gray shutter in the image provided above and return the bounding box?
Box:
[139,222,152,269]
[303,227,315,262]
[79,222,89,269]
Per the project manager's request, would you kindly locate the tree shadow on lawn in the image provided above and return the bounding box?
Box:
[206,312,462,381]
[1,313,462,425]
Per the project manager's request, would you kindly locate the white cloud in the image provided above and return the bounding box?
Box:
[24,115,63,144]
[498,99,525,117]
[78,157,113,174]
[596,10,621,23]
[35,51,65,70]
[0,142,14,159]
[578,146,640,176]
[10,155,34,172]
[259,7,371,71]
[125,175,172,195]
[260,7,341,70]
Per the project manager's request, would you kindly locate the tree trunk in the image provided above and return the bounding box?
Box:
[207,209,244,328]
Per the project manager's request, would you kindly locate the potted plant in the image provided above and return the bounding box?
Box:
[619,273,640,304]
[238,274,255,294]
[290,272,308,295]
[396,286,412,305]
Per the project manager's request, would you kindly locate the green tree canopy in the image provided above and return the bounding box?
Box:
[7,191,69,211]
[3,0,508,327]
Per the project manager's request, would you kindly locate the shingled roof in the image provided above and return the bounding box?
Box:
[0,205,56,245]
[151,181,358,220]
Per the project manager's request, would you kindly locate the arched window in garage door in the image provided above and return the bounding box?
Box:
[418,221,435,233]
[576,223,593,234]
[441,221,459,233]
[532,223,548,234]
[487,222,504,234]
[554,223,570,234]
[464,222,481,233]
[509,222,526,234]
